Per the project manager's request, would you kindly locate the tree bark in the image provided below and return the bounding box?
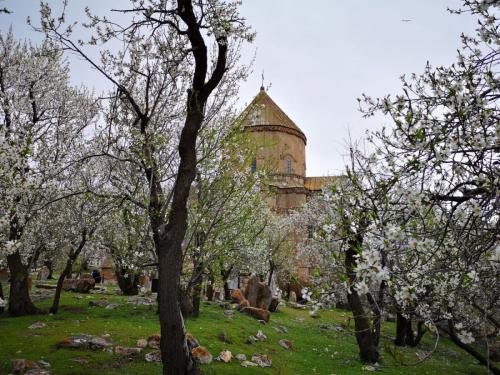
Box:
[206,273,215,301]
[395,312,408,346]
[221,266,233,300]
[345,234,379,363]
[7,251,38,316]
[191,263,203,317]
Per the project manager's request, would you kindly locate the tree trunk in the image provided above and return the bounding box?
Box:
[267,260,275,286]
[191,263,203,318]
[7,251,38,316]
[395,312,408,346]
[220,267,233,301]
[206,273,214,302]
[50,257,73,314]
[115,269,139,296]
[50,230,87,314]
[345,235,379,363]
[442,320,499,375]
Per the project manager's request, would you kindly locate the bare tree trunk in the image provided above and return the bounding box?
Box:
[395,312,408,346]
[206,273,215,301]
[7,251,38,316]
[221,266,233,301]
[267,260,275,286]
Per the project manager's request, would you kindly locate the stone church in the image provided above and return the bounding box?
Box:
[240,86,333,212]
[239,87,335,283]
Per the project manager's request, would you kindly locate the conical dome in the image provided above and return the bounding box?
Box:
[240,88,306,144]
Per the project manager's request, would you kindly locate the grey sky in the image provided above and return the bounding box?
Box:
[0,1,477,176]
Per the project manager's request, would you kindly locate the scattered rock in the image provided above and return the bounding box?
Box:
[251,354,272,367]
[278,339,293,350]
[258,319,266,325]
[268,297,280,312]
[88,337,113,350]
[218,332,232,344]
[56,335,91,349]
[115,346,142,356]
[230,288,245,304]
[244,275,272,310]
[239,299,250,309]
[145,350,162,363]
[147,334,161,349]
[275,325,288,333]
[28,322,46,330]
[217,350,232,363]
[235,354,247,361]
[104,303,120,310]
[255,330,267,341]
[191,346,213,365]
[241,360,258,367]
[362,365,376,371]
[63,278,95,293]
[241,307,270,322]
[12,359,39,374]
[37,360,50,368]
[136,339,148,348]
[223,310,234,318]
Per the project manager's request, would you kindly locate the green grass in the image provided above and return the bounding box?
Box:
[0,285,488,375]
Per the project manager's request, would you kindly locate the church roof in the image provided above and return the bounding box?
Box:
[240,88,307,144]
[304,176,340,192]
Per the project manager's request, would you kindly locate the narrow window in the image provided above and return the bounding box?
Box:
[251,157,257,173]
[286,158,292,174]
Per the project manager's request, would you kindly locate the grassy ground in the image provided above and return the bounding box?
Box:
[0,283,488,375]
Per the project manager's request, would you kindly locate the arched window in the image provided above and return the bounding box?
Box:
[285,158,292,174]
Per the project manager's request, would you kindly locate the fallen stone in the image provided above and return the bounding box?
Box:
[251,354,272,367]
[104,303,120,310]
[12,359,39,374]
[136,339,148,349]
[145,350,162,363]
[241,360,258,367]
[56,335,91,349]
[255,330,267,341]
[147,334,161,349]
[63,278,95,294]
[37,360,50,368]
[230,288,245,303]
[217,350,232,363]
[278,339,293,350]
[223,310,234,318]
[191,346,213,365]
[246,335,257,344]
[235,354,247,361]
[275,325,288,333]
[241,307,270,322]
[244,275,272,309]
[239,299,250,309]
[88,337,113,350]
[28,322,46,330]
[115,346,142,356]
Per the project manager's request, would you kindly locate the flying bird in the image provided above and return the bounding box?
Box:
[401,19,412,22]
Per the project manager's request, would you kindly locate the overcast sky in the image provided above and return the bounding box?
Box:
[0,1,477,176]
